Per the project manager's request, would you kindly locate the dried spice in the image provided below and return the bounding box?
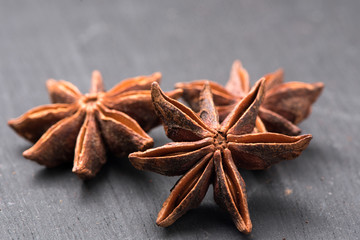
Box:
[176,60,324,135]
[129,80,312,233]
[8,71,182,179]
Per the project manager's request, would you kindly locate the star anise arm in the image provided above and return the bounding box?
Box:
[90,70,105,93]
[22,109,85,167]
[46,79,82,104]
[198,82,220,129]
[263,68,284,92]
[72,108,106,179]
[151,82,216,141]
[102,89,182,132]
[225,60,250,98]
[262,82,324,124]
[106,72,161,97]
[227,133,312,170]
[175,80,237,112]
[217,99,302,136]
[156,153,214,227]
[96,105,153,157]
[258,107,301,136]
[8,104,77,143]
[214,149,252,234]
[220,78,265,135]
[129,138,214,176]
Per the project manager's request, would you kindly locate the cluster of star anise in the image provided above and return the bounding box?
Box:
[8,60,323,233]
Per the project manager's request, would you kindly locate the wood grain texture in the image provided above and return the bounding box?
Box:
[1,0,359,239]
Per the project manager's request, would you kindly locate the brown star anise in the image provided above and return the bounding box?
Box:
[129,79,312,233]
[8,71,182,179]
[176,60,324,135]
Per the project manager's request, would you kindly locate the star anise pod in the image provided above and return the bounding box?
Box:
[129,79,312,233]
[8,71,182,179]
[176,60,324,135]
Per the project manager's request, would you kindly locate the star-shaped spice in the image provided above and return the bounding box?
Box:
[8,71,182,179]
[129,79,312,233]
[176,60,324,135]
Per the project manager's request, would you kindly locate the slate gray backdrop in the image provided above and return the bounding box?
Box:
[1,0,359,239]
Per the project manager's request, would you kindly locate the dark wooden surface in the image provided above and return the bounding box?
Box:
[1,1,359,239]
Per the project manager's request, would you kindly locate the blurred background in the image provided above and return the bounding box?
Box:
[1,1,359,239]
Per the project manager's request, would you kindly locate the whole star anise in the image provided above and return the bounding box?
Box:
[176,60,324,135]
[8,71,182,179]
[129,79,312,233]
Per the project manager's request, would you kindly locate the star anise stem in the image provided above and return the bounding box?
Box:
[90,70,105,93]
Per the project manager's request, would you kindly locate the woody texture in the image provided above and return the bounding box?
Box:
[129,79,312,233]
[8,71,182,179]
[176,60,324,136]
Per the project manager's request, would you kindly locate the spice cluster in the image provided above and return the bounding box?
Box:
[8,60,324,234]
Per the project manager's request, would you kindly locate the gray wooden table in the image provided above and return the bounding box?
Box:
[1,1,359,239]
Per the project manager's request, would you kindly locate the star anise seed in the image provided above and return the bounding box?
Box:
[175,60,324,135]
[129,80,312,233]
[8,71,182,179]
